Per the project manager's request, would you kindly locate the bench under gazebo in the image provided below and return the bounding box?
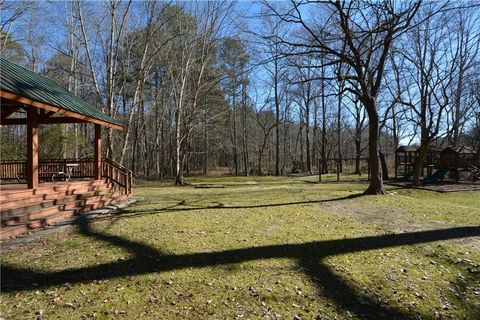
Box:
[0,58,133,240]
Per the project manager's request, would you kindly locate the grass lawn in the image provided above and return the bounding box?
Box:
[1,176,479,319]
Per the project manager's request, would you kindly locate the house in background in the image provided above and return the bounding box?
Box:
[0,58,133,240]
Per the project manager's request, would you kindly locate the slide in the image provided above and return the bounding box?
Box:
[422,166,452,184]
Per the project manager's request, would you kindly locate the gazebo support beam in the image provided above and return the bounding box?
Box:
[94,124,102,180]
[26,108,39,189]
[0,90,123,130]
[1,117,87,125]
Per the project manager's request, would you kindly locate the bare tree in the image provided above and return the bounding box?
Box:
[266,0,421,194]
[75,0,132,159]
[396,4,465,185]
[254,99,276,175]
[447,7,480,145]
[219,37,249,175]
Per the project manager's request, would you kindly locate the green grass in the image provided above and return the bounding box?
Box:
[302,173,369,182]
[1,176,479,319]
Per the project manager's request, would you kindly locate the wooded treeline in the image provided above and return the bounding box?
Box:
[1,1,479,192]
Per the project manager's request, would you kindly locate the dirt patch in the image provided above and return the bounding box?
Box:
[318,196,480,248]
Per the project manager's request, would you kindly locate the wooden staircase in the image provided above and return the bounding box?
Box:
[0,180,127,240]
[466,160,480,181]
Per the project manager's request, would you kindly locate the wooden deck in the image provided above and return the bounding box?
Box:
[0,180,128,240]
[1,180,99,196]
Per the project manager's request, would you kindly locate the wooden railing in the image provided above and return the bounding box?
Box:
[1,158,134,195]
[0,159,96,181]
[40,159,96,179]
[0,160,25,181]
[103,158,133,195]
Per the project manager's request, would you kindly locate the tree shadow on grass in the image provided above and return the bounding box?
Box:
[2,215,479,319]
[101,193,367,222]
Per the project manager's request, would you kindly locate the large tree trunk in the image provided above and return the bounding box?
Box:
[176,153,186,186]
[379,151,389,180]
[363,99,386,195]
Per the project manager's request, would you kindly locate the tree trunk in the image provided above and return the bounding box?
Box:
[452,67,464,146]
[160,116,165,179]
[337,80,342,181]
[320,66,328,174]
[242,82,249,176]
[131,115,138,173]
[176,153,186,186]
[392,104,398,178]
[312,100,318,173]
[258,146,263,176]
[175,107,184,186]
[305,104,312,174]
[274,57,280,176]
[412,141,430,186]
[204,109,208,175]
[379,151,389,180]
[299,121,304,164]
[232,82,238,176]
[354,138,361,175]
[363,99,386,195]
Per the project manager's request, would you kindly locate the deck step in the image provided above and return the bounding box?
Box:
[0,181,112,201]
[0,209,79,240]
[0,184,113,202]
[1,190,117,216]
[0,194,128,240]
[0,183,115,208]
[1,193,123,227]
[0,180,129,240]
[1,195,80,218]
[0,192,123,226]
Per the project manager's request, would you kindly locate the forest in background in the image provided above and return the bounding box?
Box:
[1,1,479,193]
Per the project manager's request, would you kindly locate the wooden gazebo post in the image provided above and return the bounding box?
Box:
[26,107,39,189]
[94,124,102,180]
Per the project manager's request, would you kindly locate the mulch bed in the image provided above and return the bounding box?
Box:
[385,181,480,192]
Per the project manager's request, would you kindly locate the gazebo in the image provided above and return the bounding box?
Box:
[0,58,132,240]
[0,58,125,188]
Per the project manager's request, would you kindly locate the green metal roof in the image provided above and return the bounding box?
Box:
[0,58,121,128]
